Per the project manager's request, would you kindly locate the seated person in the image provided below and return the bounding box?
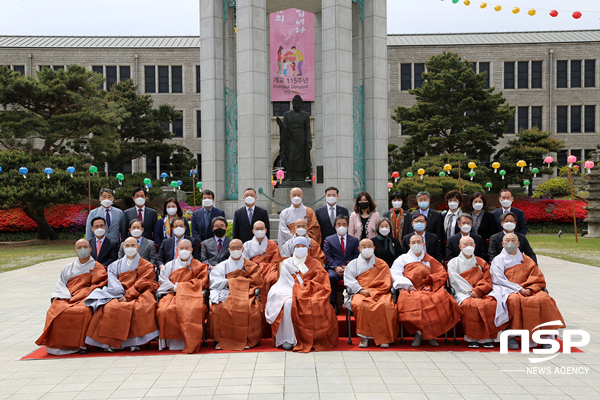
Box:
[89,217,119,267]
[242,221,281,295]
[200,217,231,269]
[343,239,398,348]
[157,217,199,270]
[156,239,209,353]
[207,239,264,350]
[447,236,508,349]
[35,240,108,355]
[488,212,537,263]
[280,218,326,264]
[85,237,159,352]
[489,233,565,350]
[391,234,463,347]
[118,219,157,265]
[401,214,443,263]
[446,215,488,263]
[265,237,338,352]
[372,218,402,267]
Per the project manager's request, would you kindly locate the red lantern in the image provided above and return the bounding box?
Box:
[391,171,400,183]
[550,10,558,17]
[573,11,582,19]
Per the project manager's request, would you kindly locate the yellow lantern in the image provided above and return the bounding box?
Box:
[492,162,500,173]
[464,0,470,5]
[517,160,527,172]
[417,168,425,180]
[494,5,501,11]
[468,162,477,173]
[443,164,452,174]
[512,7,520,14]
[480,2,487,9]
[528,9,536,16]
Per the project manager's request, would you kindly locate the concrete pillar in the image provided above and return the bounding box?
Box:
[313,12,324,203]
[321,0,354,209]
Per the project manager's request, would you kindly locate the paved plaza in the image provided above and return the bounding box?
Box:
[0,254,599,400]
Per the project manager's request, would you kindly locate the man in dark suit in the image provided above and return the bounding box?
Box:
[191,189,226,242]
[157,217,200,269]
[488,212,537,263]
[445,215,488,263]
[314,186,349,245]
[122,187,158,241]
[89,217,119,267]
[401,214,443,263]
[200,216,231,269]
[232,188,270,243]
[404,191,444,242]
[491,189,528,235]
[323,214,360,313]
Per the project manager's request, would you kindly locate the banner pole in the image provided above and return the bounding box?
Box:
[458,160,462,194]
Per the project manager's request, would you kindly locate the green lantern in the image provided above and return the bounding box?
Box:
[439,171,446,177]
[468,171,476,181]
[499,170,506,180]
[116,173,124,185]
[485,182,492,192]
[89,165,98,174]
[406,172,413,178]
[532,167,539,177]
[143,178,151,188]
[169,181,178,188]
[523,180,531,186]
[196,182,202,192]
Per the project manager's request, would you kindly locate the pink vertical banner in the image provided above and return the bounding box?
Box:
[270,9,315,101]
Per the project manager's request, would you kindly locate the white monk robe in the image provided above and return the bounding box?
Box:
[343,255,375,338]
[488,249,526,327]
[277,204,307,251]
[243,237,268,260]
[390,250,429,290]
[447,253,480,306]
[209,256,246,304]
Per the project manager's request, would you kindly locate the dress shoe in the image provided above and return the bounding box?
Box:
[129,346,140,352]
[483,342,495,349]
[427,339,439,347]
[508,337,520,350]
[379,343,390,348]
[359,338,369,348]
[539,343,552,350]
[411,333,423,347]
[468,342,480,349]
[78,347,89,354]
[104,347,116,353]
[282,342,294,351]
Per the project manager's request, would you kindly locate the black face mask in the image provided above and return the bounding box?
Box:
[214,228,226,237]
[359,202,369,210]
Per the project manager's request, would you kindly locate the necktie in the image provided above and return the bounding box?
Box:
[175,239,179,259]
[218,239,222,252]
[340,236,345,256]
[137,208,143,222]
[329,207,335,226]
[447,214,455,238]
[105,209,111,229]
[248,208,253,224]
[96,239,102,256]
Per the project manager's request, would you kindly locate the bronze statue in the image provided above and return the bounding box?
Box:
[276,95,312,182]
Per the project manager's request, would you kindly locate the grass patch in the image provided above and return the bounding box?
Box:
[0,241,75,273]
[528,234,600,268]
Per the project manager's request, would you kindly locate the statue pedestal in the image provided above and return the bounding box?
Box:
[273,185,317,213]
[584,163,600,238]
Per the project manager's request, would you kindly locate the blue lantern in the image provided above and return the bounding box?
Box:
[177,180,183,190]
[147,183,152,188]
[19,167,28,178]
[190,169,197,176]
[44,168,53,179]
[160,172,168,182]
[67,166,76,177]
[0,167,2,173]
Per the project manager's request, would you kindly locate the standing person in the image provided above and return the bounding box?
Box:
[443,190,464,241]
[154,198,190,249]
[157,217,199,269]
[123,187,157,241]
[277,187,321,250]
[191,189,226,242]
[118,219,157,265]
[446,215,488,263]
[276,46,283,75]
[381,191,411,239]
[405,191,444,243]
[348,191,380,240]
[372,218,402,267]
[314,186,349,246]
[86,188,125,244]
[469,192,496,241]
[401,214,443,263]
[291,46,304,76]
[491,189,528,235]
[232,188,270,243]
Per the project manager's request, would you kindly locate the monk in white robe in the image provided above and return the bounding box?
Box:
[36,239,108,355]
[243,220,281,297]
[277,187,321,250]
[280,218,326,264]
[343,239,398,348]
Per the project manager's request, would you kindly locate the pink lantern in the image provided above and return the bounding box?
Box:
[567,155,577,167]
[272,180,277,187]
[276,169,285,183]
[387,182,393,192]
[585,160,595,173]
[544,156,554,167]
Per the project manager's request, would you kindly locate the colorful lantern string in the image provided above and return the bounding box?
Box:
[67,166,75,177]
[544,156,554,167]
[585,161,595,173]
[19,167,28,178]
[512,7,520,14]
[528,9,536,16]
[517,160,526,172]
[44,168,53,179]
[573,11,582,19]
[486,182,493,192]
[532,167,539,177]
[494,5,501,11]
[492,162,500,173]
[568,155,577,168]
[480,2,487,9]
[499,170,506,180]
[464,0,470,5]
[469,171,476,181]
[417,168,425,179]
[550,9,558,17]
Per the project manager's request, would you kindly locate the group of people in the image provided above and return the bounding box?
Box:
[36,185,564,354]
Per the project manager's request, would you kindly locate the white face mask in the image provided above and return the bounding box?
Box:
[173,227,186,237]
[230,249,243,259]
[100,199,113,208]
[124,247,138,257]
[392,200,403,209]
[244,196,256,206]
[134,197,146,207]
[462,246,475,256]
[130,229,143,238]
[94,228,106,237]
[460,224,472,234]
[254,230,266,239]
[379,227,390,236]
[76,248,91,259]
[336,226,347,236]
[448,201,459,210]
[473,203,484,211]
[295,228,307,236]
[326,196,337,206]
[291,196,302,205]
[166,207,177,216]
[202,198,214,208]
[294,247,308,259]
[500,199,512,208]
[502,222,516,232]
[178,249,192,261]
[361,248,374,259]
[411,244,424,254]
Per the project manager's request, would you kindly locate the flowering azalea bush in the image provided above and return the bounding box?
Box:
[508,198,587,224]
[0,204,89,232]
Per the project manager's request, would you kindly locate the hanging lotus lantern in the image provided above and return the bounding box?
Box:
[44,168,53,179]
[468,162,477,173]
[89,165,98,175]
[391,171,400,183]
[116,173,125,185]
[573,11,582,19]
[544,156,554,168]
[169,181,178,189]
[469,171,476,181]
[585,161,595,174]
[177,180,183,190]
[160,172,168,182]
[567,155,577,168]
[517,160,526,172]
[439,171,446,177]
[443,164,452,174]
[406,172,413,178]
[417,168,425,179]
[528,9,536,16]
[532,167,540,177]
[512,7,520,14]
[19,167,28,178]
[494,5,501,11]
[499,170,506,180]
[67,166,75,177]
[492,162,500,173]
[197,182,203,192]
[388,182,393,192]
[485,182,492,192]
[276,169,285,184]
[550,10,558,17]
[480,2,487,9]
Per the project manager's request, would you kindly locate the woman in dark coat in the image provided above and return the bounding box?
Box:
[469,192,496,241]
[372,218,402,267]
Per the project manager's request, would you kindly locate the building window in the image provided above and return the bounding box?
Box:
[479,62,490,89]
[273,101,290,116]
[196,110,201,138]
[518,62,528,89]
[196,154,202,181]
[302,101,311,115]
[196,66,201,93]
[162,121,170,132]
[585,105,595,133]
[158,66,169,93]
[106,66,117,91]
[400,64,411,91]
[53,65,64,71]
[39,65,51,71]
[570,149,583,161]
[414,63,425,88]
[585,60,595,87]
[504,62,514,89]
[120,66,130,82]
[557,106,568,133]
[571,106,582,133]
[172,115,183,138]
[585,148,596,159]
[146,156,157,176]
[557,149,568,167]
[13,66,25,75]
[92,66,104,90]
[517,106,528,132]
[531,106,542,130]
[506,107,515,134]
[531,61,542,88]
[172,66,182,93]
[571,60,582,88]
[145,66,155,93]
[556,61,568,88]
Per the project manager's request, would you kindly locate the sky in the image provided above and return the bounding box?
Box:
[0,0,599,36]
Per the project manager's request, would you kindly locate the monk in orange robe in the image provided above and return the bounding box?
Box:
[207,239,264,350]
[265,237,338,352]
[156,239,209,353]
[391,234,463,347]
[277,187,321,251]
[36,239,108,355]
[84,237,159,352]
[343,239,398,348]
[280,218,326,265]
[448,236,508,349]
[243,220,282,296]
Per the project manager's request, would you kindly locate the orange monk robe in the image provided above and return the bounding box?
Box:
[243,238,282,297]
[156,258,209,353]
[278,205,321,251]
[265,256,338,352]
[391,251,463,340]
[85,256,159,349]
[207,258,264,350]
[36,258,108,353]
[343,256,398,345]
[490,251,565,334]
[448,254,509,341]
